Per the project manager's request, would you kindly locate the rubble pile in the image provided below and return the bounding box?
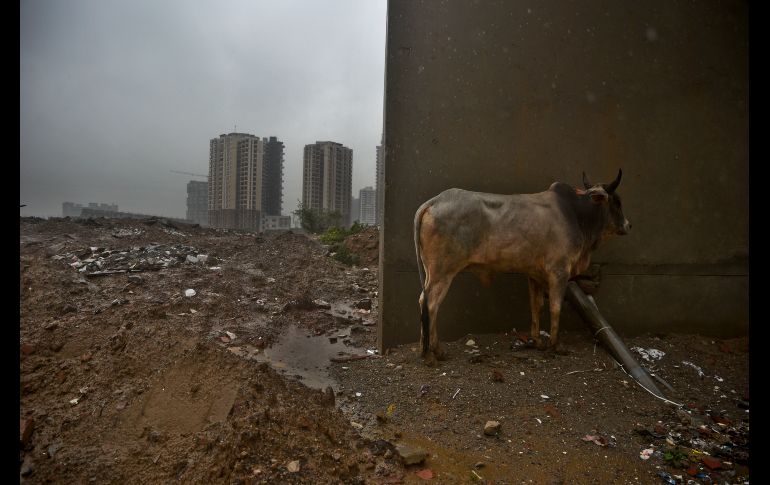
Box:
[52,243,210,276]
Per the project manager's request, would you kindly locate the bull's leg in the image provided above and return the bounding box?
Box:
[423,274,456,364]
[527,277,545,349]
[547,273,568,353]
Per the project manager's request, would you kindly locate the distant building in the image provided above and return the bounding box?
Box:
[186,181,208,226]
[359,186,376,226]
[63,201,118,217]
[350,196,360,226]
[375,134,385,226]
[262,136,285,216]
[262,214,292,231]
[208,132,264,231]
[302,141,353,227]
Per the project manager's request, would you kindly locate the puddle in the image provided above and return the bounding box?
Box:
[238,324,363,391]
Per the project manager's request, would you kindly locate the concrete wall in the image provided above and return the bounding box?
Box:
[379,0,748,351]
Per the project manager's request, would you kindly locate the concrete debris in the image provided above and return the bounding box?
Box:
[287,460,300,473]
[394,444,428,465]
[57,243,207,276]
[184,289,196,298]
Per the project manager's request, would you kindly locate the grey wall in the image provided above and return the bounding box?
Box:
[379,0,748,351]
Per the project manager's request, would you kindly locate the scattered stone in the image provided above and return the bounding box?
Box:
[43,321,59,331]
[395,444,428,465]
[484,421,501,436]
[286,460,299,473]
[313,299,331,309]
[186,255,199,264]
[184,289,196,298]
[466,339,476,346]
[354,298,372,310]
[20,456,34,476]
[127,275,143,284]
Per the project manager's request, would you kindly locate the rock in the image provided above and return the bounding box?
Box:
[43,321,59,331]
[127,275,143,284]
[287,460,300,473]
[484,421,501,436]
[395,444,428,465]
[20,456,34,476]
[466,339,476,346]
[186,255,199,264]
[20,418,34,446]
[313,299,331,309]
[354,298,372,310]
[184,289,196,298]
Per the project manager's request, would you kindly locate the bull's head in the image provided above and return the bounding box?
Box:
[582,169,631,236]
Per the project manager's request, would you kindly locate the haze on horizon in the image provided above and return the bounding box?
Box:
[20,0,386,220]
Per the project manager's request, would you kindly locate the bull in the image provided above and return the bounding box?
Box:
[414,170,630,363]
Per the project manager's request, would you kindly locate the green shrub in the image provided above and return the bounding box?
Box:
[333,245,360,266]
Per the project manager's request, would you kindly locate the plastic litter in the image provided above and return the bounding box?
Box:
[657,471,676,484]
[631,347,666,362]
[640,448,654,460]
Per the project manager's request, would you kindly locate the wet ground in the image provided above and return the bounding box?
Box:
[20,217,749,484]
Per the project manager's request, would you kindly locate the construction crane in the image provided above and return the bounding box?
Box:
[170,170,208,179]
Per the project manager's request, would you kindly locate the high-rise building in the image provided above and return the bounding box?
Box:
[350,196,360,226]
[302,141,353,227]
[359,186,376,226]
[262,136,284,216]
[375,134,385,226]
[208,132,264,230]
[186,181,208,226]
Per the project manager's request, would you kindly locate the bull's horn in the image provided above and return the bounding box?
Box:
[582,172,592,189]
[606,169,623,193]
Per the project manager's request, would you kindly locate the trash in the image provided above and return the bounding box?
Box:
[631,347,666,362]
[366,349,378,355]
[184,289,196,297]
[452,388,461,399]
[582,434,609,446]
[701,456,723,470]
[386,404,396,417]
[419,384,430,395]
[682,361,706,377]
[287,460,300,473]
[658,471,676,484]
[313,299,331,309]
[466,339,476,346]
[470,469,484,481]
[350,421,364,429]
[540,394,550,399]
[225,331,237,341]
[535,418,542,424]
[69,397,80,405]
[415,469,434,480]
[484,421,501,435]
[640,448,654,460]
[209,266,222,270]
[186,255,199,264]
[355,392,362,398]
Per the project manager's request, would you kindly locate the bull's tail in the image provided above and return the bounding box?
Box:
[414,203,430,354]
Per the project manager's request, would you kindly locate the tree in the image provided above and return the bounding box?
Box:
[293,200,342,233]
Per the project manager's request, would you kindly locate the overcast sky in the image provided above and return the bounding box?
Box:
[20,0,386,219]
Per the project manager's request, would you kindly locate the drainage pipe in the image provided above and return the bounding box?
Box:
[565,281,666,399]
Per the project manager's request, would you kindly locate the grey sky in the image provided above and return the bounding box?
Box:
[20,0,386,219]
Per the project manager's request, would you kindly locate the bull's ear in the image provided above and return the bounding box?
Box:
[582,172,592,189]
[606,169,622,193]
[587,187,608,204]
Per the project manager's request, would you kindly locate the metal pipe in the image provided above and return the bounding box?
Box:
[565,281,666,399]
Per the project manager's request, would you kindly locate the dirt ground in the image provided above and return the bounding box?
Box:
[19,218,749,484]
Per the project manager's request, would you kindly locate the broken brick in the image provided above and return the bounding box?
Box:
[701,456,723,470]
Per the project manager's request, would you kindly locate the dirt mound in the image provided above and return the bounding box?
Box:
[20,217,396,484]
[342,227,379,268]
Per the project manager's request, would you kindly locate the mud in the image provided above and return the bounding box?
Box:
[20,217,748,484]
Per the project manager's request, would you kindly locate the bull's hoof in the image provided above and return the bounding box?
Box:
[424,352,439,367]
